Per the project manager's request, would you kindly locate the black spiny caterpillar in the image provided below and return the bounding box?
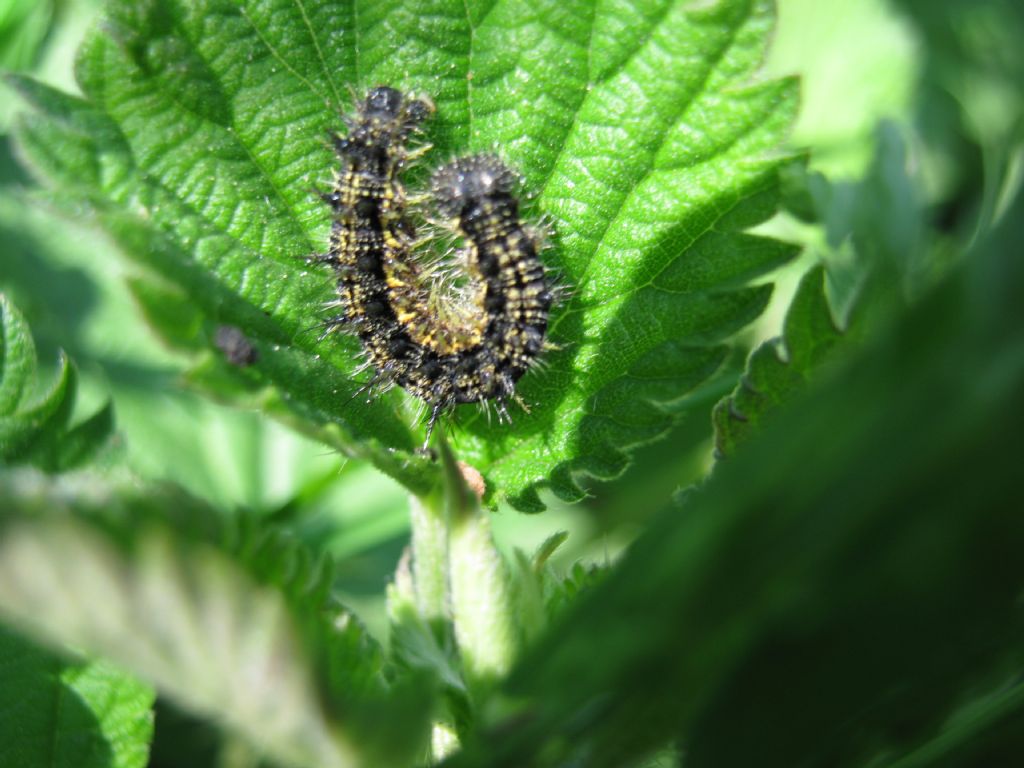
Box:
[318,86,552,446]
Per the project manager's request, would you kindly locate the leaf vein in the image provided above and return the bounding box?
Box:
[237,6,335,109]
[536,3,596,187]
[294,0,345,108]
[549,5,750,334]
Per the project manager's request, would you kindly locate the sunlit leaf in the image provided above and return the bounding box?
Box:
[11,0,797,508]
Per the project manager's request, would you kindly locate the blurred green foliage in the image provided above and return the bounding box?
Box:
[0,294,114,470]
[0,0,52,74]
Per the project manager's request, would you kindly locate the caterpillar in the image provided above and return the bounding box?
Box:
[318,86,552,446]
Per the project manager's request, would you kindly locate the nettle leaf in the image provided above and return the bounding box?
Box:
[712,265,843,457]
[0,294,114,470]
[0,469,434,768]
[11,0,797,508]
[0,627,154,768]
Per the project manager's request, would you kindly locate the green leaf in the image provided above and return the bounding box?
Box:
[712,264,842,457]
[712,121,943,459]
[0,294,114,469]
[884,677,1024,768]
[448,194,1024,766]
[0,0,52,73]
[540,559,608,623]
[124,274,205,354]
[0,469,434,768]
[812,122,929,305]
[0,293,35,412]
[387,569,469,743]
[53,400,117,471]
[10,0,797,508]
[507,534,608,648]
[0,626,154,768]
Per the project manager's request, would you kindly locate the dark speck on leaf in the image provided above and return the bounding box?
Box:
[214,325,258,367]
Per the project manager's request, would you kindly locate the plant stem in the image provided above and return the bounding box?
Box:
[440,441,517,684]
[409,489,449,623]
[449,504,516,681]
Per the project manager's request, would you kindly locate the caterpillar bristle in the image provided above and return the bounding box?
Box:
[314,88,556,445]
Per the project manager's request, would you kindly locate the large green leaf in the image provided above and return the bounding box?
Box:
[11,0,797,508]
[0,469,435,768]
[0,293,114,470]
[0,627,154,768]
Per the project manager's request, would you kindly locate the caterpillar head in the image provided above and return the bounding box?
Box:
[360,86,434,128]
[430,154,519,219]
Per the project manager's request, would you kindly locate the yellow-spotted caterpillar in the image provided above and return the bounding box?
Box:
[317,87,552,445]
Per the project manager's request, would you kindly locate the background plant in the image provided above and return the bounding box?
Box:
[1,0,1022,767]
